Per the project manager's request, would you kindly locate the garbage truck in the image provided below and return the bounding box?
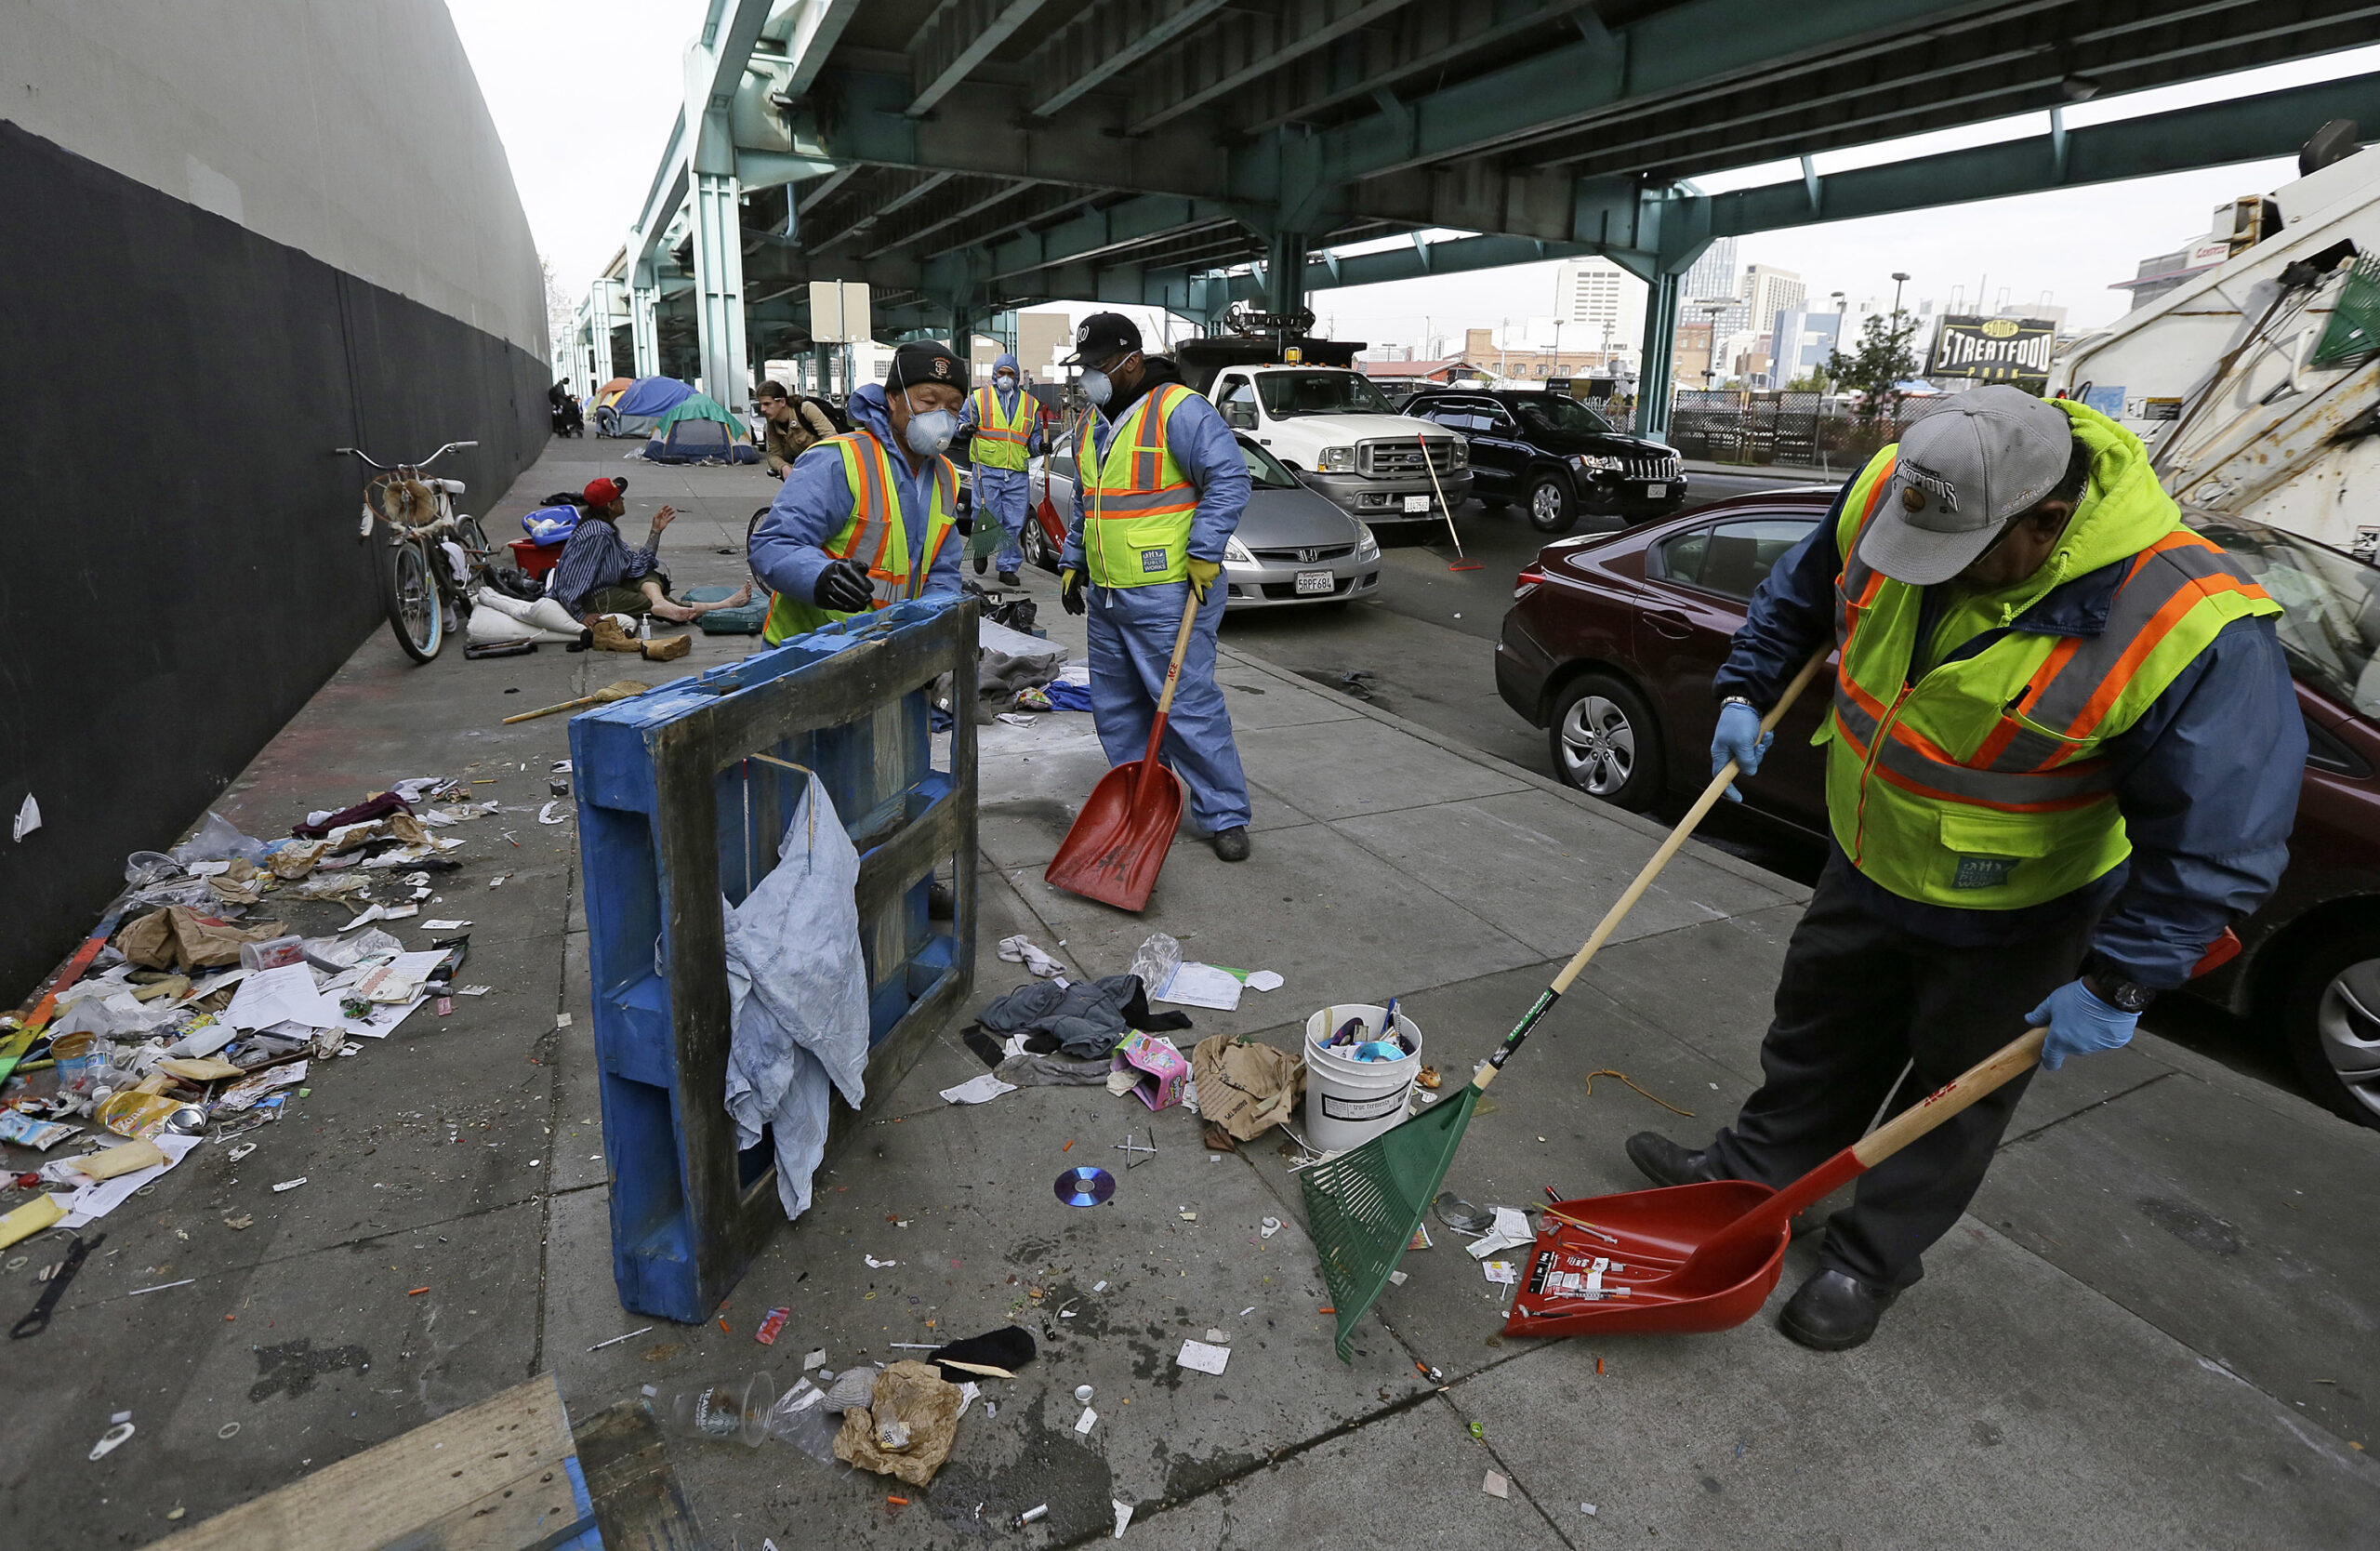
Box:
[2051,120,2380,554]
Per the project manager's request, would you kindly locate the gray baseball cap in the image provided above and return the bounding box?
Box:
[1857,387,2076,586]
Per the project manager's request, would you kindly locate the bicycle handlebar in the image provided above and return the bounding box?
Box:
[335,440,479,472]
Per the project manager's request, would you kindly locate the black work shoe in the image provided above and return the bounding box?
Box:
[972,554,988,576]
[998,570,1022,588]
[1624,1132,1721,1188]
[1778,1268,1898,1352]
[1210,827,1250,862]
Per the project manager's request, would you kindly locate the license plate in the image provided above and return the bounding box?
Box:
[1403,495,1431,514]
[1645,483,1666,497]
[1294,570,1334,596]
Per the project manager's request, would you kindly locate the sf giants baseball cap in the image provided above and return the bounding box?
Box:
[1857,386,2076,586]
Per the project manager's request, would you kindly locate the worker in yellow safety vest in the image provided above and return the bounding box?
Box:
[1056,313,1256,861]
[748,340,972,644]
[1625,386,2304,1351]
[959,352,1043,587]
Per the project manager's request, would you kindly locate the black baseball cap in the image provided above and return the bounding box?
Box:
[1063,312,1143,366]
[889,340,967,393]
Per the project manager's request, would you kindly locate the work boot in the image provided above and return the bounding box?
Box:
[1624,1132,1722,1188]
[973,554,988,576]
[1210,827,1250,862]
[998,569,1022,588]
[1778,1268,1898,1352]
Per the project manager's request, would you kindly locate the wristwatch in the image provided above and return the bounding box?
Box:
[2080,950,2157,1014]
[1720,695,1758,712]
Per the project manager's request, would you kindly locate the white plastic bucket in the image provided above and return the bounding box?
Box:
[1302,1004,1423,1152]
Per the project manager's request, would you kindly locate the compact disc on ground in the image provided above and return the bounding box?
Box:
[1054,1166,1116,1207]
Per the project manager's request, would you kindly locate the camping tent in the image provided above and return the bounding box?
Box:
[595,376,698,438]
[640,389,759,464]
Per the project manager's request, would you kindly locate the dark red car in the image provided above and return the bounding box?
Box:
[1495,487,2380,1130]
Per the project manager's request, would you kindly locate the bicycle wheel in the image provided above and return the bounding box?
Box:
[380,537,443,662]
[454,514,494,583]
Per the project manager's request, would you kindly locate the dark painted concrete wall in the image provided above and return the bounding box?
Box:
[0,122,549,1002]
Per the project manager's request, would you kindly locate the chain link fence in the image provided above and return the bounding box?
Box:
[1580,390,1960,472]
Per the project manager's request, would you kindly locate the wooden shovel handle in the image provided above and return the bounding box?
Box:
[1547,648,1829,998]
[1852,1027,2047,1169]
[1151,585,1203,722]
[502,692,602,724]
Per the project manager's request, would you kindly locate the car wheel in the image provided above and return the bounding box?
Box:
[2281,922,2380,1130]
[1526,473,1576,535]
[1548,672,1663,809]
[1020,516,1051,571]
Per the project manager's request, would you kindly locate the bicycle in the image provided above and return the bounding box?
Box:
[335,441,494,662]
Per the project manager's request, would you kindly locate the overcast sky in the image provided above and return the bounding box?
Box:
[445,4,2375,352]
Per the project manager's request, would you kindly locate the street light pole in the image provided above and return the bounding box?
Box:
[1890,271,1911,324]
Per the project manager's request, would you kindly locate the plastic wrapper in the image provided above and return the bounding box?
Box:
[170,811,270,867]
[1128,932,1183,996]
[0,1111,79,1150]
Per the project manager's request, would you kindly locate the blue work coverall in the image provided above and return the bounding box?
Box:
[959,377,1041,574]
[1059,368,1255,834]
[747,383,963,613]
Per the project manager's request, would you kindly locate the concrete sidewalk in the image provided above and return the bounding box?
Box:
[7,438,2377,1550]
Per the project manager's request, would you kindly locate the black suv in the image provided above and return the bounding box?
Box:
[1403,388,1686,535]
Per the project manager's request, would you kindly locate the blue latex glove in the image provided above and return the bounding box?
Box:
[2025,979,2139,1071]
[1710,701,1775,802]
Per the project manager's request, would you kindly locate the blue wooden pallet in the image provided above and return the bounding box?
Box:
[570,596,979,1323]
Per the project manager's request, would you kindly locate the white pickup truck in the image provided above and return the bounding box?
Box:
[1193,361,1472,527]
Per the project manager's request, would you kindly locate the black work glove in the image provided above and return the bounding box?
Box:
[953,483,974,537]
[813,557,873,614]
[1060,567,1086,616]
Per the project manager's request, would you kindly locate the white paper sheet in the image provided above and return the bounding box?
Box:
[225,964,339,1030]
[938,1073,1017,1105]
[1245,970,1284,992]
[340,995,428,1040]
[1175,1339,1231,1374]
[1155,961,1243,1012]
[57,1133,200,1227]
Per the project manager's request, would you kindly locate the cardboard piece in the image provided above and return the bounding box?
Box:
[1190,1034,1304,1143]
[1111,1031,1190,1112]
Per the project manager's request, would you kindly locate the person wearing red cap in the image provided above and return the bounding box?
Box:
[551,476,748,625]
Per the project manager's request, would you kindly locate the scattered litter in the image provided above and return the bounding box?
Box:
[1113,1501,1134,1538]
[225,1144,257,1163]
[1482,1471,1509,1499]
[1205,1328,1229,1343]
[1017,1505,1049,1527]
[556,1014,573,1028]
[217,1423,239,1439]
[271,1177,308,1193]
[12,793,41,842]
[1075,1385,1094,1402]
[416,919,472,931]
[865,1254,898,1268]
[1245,970,1284,992]
[1092,1280,1108,1292]
[456,985,492,997]
[803,1349,826,1372]
[1582,1068,1696,1117]
[1176,1339,1230,1375]
[1074,1406,1098,1436]
[1151,961,1243,1011]
[127,1278,195,1296]
[1482,1261,1517,1285]
[754,1306,790,1346]
[995,713,1037,726]
[1581,1504,1597,1517]
[1389,1270,1408,1286]
[536,802,567,825]
[938,1073,1016,1106]
[88,1421,135,1461]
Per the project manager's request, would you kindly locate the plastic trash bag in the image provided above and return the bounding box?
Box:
[170,812,269,867]
[723,777,869,1222]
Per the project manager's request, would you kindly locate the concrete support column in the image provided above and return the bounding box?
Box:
[589,280,618,387]
[690,170,749,403]
[1265,232,1309,321]
[948,300,974,376]
[1635,269,1682,442]
[630,264,660,378]
[813,340,836,398]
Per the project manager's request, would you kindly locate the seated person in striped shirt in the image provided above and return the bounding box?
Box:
[554,477,749,625]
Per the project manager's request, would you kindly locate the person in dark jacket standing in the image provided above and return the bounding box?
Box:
[1625,387,2304,1350]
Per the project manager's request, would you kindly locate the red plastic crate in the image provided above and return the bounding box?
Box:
[509,537,566,578]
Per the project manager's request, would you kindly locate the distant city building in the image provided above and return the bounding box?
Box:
[1355,356,1481,387]
[1460,325,1632,382]
[1554,258,1646,352]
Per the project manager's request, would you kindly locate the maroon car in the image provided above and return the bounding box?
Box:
[1495,486,2380,1130]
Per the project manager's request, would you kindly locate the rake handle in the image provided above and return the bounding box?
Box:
[1474,646,1829,1089]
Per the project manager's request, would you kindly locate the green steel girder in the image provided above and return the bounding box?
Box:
[1687,67,2380,238]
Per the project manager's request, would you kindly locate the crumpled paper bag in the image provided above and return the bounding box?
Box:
[831,1360,963,1487]
[1192,1034,1305,1143]
[115,907,287,973]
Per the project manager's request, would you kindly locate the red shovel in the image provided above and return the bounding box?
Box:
[1504,1027,2050,1337]
[1044,589,1203,911]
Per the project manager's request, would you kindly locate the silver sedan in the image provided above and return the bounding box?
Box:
[1027,431,1382,608]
